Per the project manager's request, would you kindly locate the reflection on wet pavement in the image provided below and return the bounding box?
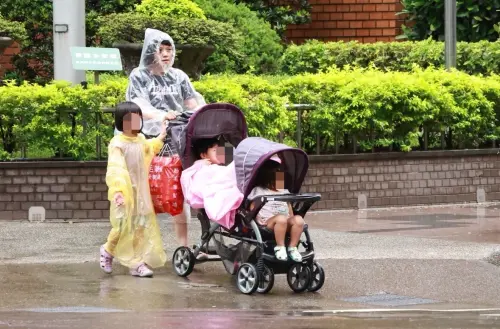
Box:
[306,204,500,243]
[1,310,500,329]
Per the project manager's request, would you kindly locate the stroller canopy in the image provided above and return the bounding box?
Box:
[234,137,309,198]
[171,103,248,168]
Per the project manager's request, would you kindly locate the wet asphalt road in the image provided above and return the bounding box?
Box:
[1,310,500,329]
[3,204,500,328]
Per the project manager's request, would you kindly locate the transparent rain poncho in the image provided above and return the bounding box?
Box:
[104,133,167,268]
[125,28,205,139]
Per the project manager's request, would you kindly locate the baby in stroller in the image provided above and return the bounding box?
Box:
[192,137,224,166]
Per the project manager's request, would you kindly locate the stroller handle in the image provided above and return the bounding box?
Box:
[245,193,321,219]
[248,193,321,203]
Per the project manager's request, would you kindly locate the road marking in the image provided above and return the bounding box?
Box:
[303,308,500,314]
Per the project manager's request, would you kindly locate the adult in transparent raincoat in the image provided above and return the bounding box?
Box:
[125,28,204,248]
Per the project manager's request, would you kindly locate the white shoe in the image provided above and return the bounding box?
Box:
[130,263,153,277]
[288,247,302,262]
[274,246,287,261]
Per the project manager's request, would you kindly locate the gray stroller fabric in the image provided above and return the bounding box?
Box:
[234,137,309,197]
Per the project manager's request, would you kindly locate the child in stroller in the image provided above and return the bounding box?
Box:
[169,103,325,295]
[248,155,305,263]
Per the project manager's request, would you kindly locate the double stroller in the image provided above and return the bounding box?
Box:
[168,103,325,294]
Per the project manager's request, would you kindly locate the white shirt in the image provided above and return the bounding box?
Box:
[248,186,290,225]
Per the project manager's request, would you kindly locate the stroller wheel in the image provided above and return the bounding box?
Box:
[307,261,325,292]
[287,263,311,293]
[172,246,195,277]
[236,263,260,294]
[257,265,275,294]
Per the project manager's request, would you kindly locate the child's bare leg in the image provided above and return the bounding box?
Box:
[287,215,305,262]
[266,215,287,246]
[266,215,288,261]
[288,215,305,247]
[173,203,190,247]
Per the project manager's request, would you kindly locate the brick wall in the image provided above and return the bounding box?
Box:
[0,163,108,221]
[303,150,500,209]
[286,0,405,44]
[0,42,20,77]
[1,150,500,221]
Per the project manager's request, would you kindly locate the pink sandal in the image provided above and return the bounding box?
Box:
[130,263,153,277]
[99,245,113,274]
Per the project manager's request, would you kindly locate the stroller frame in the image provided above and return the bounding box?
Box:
[172,192,324,295]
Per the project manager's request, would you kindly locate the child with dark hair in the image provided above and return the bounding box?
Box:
[248,155,304,262]
[193,137,222,165]
[99,101,168,277]
[180,137,242,230]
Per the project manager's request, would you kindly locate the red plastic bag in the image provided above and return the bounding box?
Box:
[149,154,184,216]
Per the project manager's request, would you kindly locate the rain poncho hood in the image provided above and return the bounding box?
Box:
[139,28,176,71]
[125,28,201,139]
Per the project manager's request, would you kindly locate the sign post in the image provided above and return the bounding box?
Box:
[53,0,85,85]
[444,0,457,70]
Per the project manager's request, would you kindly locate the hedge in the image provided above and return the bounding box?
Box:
[281,39,500,76]
[0,15,27,43]
[0,75,292,160]
[0,69,499,160]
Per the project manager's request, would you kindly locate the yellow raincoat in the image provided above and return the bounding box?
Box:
[104,133,166,268]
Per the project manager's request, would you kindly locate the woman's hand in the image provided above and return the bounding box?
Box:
[165,111,177,120]
[158,119,168,141]
[114,192,125,206]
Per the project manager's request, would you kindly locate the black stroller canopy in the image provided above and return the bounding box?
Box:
[171,103,248,168]
[234,137,309,197]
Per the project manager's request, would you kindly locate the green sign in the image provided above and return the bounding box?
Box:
[70,47,123,71]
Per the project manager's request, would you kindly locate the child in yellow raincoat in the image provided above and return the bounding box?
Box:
[99,101,167,277]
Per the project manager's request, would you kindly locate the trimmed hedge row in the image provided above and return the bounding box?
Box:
[281,39,500,76]
[1,68,499,159]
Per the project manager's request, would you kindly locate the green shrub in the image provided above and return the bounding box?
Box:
[235,0,311,38]
[0,74,293,159]
[279,68,500,153]
[97,12,244,74]
[0,79,124,160]
[0,15,27,43]
[281,39,500,76]
[135,0,206,20]
[192,0,283,74]
[399,0,500,42]
[1,70,500,160]
[193,74,293,140]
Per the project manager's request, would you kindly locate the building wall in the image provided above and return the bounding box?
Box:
[286,0,405,44]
